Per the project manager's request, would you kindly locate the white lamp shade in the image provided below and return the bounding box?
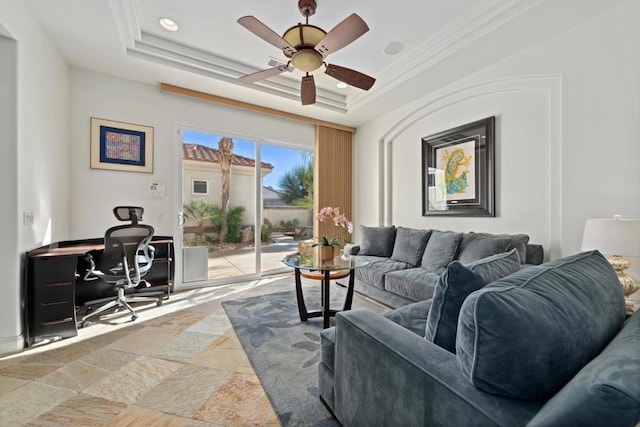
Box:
[581,218,640,256]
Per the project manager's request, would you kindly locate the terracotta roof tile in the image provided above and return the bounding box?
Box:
[183,143,273,169]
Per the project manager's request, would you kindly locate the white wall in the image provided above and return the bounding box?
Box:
[0,1,70,354]
[354,1,640,268]
[69,69,315,288]
[263,207,311,229]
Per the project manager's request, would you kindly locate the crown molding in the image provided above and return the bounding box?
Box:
[109,0,348,112]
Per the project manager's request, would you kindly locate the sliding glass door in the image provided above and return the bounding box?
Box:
[259,144,314,276]
[179,128,313,285]
[181,131,257,282]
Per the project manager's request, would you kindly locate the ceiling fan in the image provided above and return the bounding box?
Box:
[237,0,376,105]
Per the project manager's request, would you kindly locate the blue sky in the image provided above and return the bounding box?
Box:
[182,130,311,189]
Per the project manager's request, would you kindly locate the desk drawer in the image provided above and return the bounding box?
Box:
[27,255,78,345]
[34,281,75,303]
[31,256,77,283]
[31,299,77,342]
[34,299,76,323]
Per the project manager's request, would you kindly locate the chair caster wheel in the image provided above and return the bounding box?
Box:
[80,320,90,328]
[156,300,163,306]
[131,314,138,322]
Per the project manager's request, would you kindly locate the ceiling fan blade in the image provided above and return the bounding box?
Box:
[238,16,296,56]
[301,75,316,105]
[325,64,375,90]
[315,13,369,57]
[238,66,288,84]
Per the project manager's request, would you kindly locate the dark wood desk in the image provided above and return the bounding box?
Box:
[24,236,174,346]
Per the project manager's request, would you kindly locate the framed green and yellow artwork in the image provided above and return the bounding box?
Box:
[421,116,495,216]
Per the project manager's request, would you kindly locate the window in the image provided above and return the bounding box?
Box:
[192,179,209,195]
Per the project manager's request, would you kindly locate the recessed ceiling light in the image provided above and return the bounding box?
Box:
[384,41,404,56]
[336,82,348,89]
[159,17,178,32]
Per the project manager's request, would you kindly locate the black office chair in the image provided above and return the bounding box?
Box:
[80,206,162,327]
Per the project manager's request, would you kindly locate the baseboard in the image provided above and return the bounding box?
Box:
[0,333,24,356]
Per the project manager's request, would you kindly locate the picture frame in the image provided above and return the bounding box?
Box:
[90,117,154,173]
[421,116,495,216]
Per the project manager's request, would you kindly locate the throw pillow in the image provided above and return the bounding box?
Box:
[421,230,463,274]
[464,248,521,283]
[383,300,433,337]
[456,250,626,400]
[425,249,521,353]
[456,233,511,264]
[358,225,396,257]
[390,227,432,266]
[425,262,484,353]
[476,232,529,264]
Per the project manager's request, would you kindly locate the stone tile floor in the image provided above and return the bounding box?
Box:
[0,275,302,426]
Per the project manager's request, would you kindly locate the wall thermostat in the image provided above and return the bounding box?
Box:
[149,181,166,198]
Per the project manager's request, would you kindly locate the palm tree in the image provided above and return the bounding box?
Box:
[278,152,313,209]
[182,200,220,246]
[218,136,234,242]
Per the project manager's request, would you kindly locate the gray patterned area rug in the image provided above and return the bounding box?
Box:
[222,282,386,426]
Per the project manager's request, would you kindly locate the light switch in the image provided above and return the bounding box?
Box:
[23,211,34,226]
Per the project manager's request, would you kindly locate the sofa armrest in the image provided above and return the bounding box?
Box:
[333,309,542,427]
[525,244,544,265]
[348,244,360,255]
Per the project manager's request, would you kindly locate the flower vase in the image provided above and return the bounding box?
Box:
[319,245,335,261]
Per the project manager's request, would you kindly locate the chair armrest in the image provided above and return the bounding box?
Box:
[81,252,99,281]
[333,309,542,427]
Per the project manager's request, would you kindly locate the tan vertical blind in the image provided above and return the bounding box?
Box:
[315,126,353,246]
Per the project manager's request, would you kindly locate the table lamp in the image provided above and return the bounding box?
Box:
[581,215,640,305]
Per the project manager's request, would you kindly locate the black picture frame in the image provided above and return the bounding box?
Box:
[421,116,495,216]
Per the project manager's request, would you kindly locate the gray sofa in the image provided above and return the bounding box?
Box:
[319,250,640,426]
[346,225,544,308]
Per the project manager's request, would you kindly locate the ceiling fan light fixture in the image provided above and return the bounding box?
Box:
[336,82,348,89]
[237,5,375,105]
[283,24,326,56]
[291,49,323,72]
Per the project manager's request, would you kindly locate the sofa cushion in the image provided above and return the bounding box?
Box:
[473,232,530,264]
[359,225,396,257]
[355,258,413,289]
[425,249,521,353]
[384,268,440,301]
[391,227,432,266]
[527,310,640,427]
[456,250,626,400]
[383,299,433,336]
[421,231,463,274]
[455,233,511,264]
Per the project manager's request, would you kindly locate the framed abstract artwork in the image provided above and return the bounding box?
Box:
[421,116,495,216]
[90,117,154,173]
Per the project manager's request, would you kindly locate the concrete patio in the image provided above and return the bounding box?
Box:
[206,233,301,280]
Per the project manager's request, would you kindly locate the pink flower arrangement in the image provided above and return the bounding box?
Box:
[314,206,353,247]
